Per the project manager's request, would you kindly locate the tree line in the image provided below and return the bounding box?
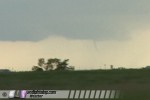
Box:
[32,58,75,71]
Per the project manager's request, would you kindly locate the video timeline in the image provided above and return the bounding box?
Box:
[0,90,121,99]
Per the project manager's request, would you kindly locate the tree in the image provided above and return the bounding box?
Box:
[46,58,61,70]
[110,65,114,69]
[56,59,69,70]
[38,58,45,67]
[32,58,75,71]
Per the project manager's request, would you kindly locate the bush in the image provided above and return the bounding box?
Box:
[32,66,43,71]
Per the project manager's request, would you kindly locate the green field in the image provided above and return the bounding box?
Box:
[0,69,150,100]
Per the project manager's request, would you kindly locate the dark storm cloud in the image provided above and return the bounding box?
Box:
[0,0,150,41]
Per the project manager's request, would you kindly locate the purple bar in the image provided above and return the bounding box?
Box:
[20,90,27,98]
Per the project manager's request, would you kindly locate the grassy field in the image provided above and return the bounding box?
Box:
[0,69,150,100]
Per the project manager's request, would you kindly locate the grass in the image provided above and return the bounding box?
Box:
[0,69,150,100]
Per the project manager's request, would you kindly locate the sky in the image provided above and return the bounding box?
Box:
[0,0,150,71]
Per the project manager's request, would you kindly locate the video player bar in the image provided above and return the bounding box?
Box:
[0,90,120,99]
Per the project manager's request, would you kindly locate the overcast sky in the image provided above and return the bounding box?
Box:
[0,0,150,71]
